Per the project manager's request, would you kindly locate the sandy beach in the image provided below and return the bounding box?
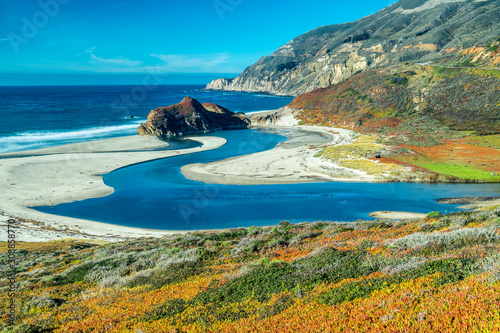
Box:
[0,135,173,157]
[1,122,493,242]
[181,125,376,185]
[0,135,226,241]
[369,211,428,220]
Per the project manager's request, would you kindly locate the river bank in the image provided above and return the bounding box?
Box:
[1,126,498,242]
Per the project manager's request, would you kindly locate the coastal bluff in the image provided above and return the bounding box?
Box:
[138,97,249,138]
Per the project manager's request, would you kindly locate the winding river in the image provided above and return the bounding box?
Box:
[35,129,500,230]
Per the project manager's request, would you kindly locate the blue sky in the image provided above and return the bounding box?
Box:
[0,0,397,85]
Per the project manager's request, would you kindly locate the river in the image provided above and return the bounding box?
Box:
[35,128,500,230]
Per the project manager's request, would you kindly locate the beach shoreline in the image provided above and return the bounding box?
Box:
[0,135,227,242]
[181,125,379,185]
[1,125,497,243]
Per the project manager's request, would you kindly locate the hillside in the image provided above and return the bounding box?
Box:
[290,64,500,134]
[1,207,499,332]
[285,64,500,182]
[207,0,500,96]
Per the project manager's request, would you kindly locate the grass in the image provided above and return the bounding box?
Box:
[339,159,405,177]
[419,163,500,181]
[0,239,100,253]
[387,135,500,181]
[318,138,383,162]
[469,68,500,79]
[428,66,460,79]
[317,135,408,178]
[468,134,500,150]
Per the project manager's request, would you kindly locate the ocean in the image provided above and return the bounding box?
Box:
[0,85,294,153]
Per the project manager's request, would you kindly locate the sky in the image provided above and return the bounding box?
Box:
[0,0,397,85]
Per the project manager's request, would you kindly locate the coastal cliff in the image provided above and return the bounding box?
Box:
[247,108,299,127]
[206,0,500,96]
[138,97,249,138]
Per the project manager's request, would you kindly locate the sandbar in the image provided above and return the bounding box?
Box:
[0,135,226,241]
[181,125,376,185]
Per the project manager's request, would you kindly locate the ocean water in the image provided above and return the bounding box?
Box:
[0,85,294,153]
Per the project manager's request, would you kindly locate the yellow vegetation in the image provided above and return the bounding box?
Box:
[318,135,405,177]
[339,159,405,176]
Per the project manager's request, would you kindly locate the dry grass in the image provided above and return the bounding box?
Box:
[319,135,383,162]
[468,134,500,150]
[317,135,408,178]
[0,239,102,253]
[339,159,406,176]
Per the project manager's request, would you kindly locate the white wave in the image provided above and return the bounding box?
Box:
[0,120,144,153]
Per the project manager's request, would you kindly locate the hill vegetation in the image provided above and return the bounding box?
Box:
[290,64,500,182]
[1,207,500,332]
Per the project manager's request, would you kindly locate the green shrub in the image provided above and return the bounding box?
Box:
[320,257,478,305]
[258,294,294,319]
[427,211,441,218]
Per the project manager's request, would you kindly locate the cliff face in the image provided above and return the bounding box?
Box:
[206,0,500,96]
[138,97,249,138]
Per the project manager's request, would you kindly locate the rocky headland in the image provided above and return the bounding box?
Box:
[137,97,249,138]
[206,0,500,96]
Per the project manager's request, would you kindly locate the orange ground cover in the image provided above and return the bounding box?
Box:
[405,139,500,172]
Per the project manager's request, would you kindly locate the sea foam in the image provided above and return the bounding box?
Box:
[0,121,144,153]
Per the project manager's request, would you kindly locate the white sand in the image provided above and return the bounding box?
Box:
[369,211,428,220]
[0,135,171,157]
[458,198,500,210]
[0,135,226,241]
[181,125,376,185]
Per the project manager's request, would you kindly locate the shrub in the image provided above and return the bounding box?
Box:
[144,298,187,321]
[427,211,441,218]
[387,227,500,251]
[155,248,201,270]
[482,252,500,283]
[381,257,425,275]
[258,294,294,319]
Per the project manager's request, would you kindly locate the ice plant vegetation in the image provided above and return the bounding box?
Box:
[1,208,500,332]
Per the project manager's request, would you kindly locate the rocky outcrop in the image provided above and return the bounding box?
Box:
[206,0,500,96]
[138,97,249,138]
[206,78,234,90]
[247,108,299,127]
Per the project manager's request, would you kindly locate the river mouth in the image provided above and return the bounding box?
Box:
[34,128,500,230]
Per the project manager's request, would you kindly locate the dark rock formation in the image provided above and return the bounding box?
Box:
[138,97,249,138]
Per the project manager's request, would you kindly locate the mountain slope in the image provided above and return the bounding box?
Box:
[207,0,500,96]
[286,64,500,181]
[289,64,500,136]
